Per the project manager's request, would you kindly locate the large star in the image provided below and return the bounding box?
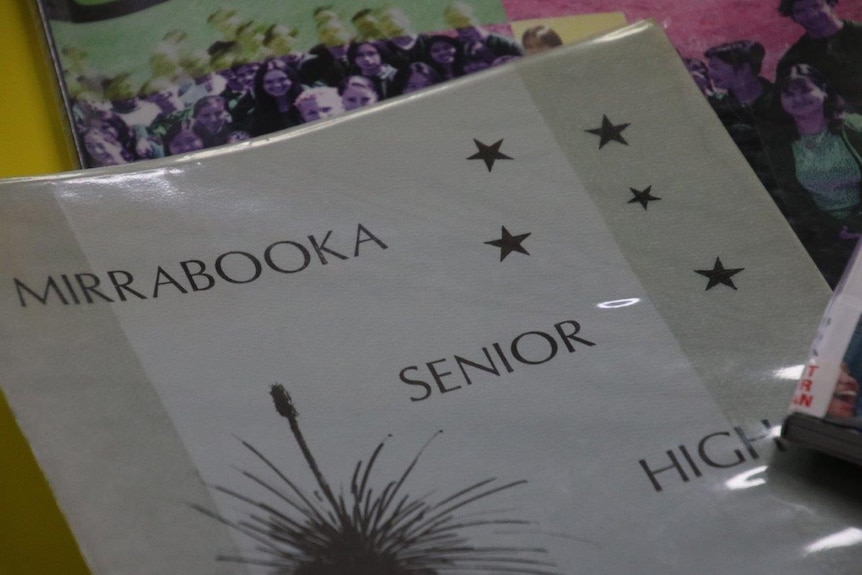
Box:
[467,138,513,171]
[628,186,661,210]
[695,257,744,290]
[485,226,531,261]
[585,115,630,149]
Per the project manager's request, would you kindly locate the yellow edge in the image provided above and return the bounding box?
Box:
[0,1,86,574]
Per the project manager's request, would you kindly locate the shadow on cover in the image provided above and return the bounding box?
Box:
[42,0,170,23]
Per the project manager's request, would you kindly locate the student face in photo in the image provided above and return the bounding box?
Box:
[706,57,737,91]
[318,23,351,48]
[429,40,457,65]
[267,34,296,57]
[87,112,129,143]
[354,43,382,76]
[456,25,484,45]
[521,26,563,57]
[444,3,477,37]
[83,130,126,166]
[379,8,411,37]
[296,98,324,122]
[522,36,548,56]
[263,69,292,98]
[405,70,434,93]
[790,0,839,36]
[780,76,828,121]
[145,87,178,108]
[149,50,180,78]
[353,11,382,38]
[314,9,340,27]
[77,93,113,115]
[297,91,343,122]
[236,22,265,51]
[828,365,859,418]
[194,99,228,135]
[683,58,714,96]
[232,63,258,92]
[341,85,377,110]
[227,130,251,143]
[690,71,713,95]
[89,116,121,142]
[265,25,297,56]
[168,129,205,155]
[211,13,242,38]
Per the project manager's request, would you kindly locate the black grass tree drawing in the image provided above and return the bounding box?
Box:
[194,384,560,574]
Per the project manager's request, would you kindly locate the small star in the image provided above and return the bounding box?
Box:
[585,115,630,148]
[467,138,513,171]
[485,226,531,261]
[695,257,744,290]
[628,186,661,210]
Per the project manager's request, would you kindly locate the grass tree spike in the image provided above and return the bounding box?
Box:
[270,383,297,419]
[198,384,559,574]
[269,384,340,514]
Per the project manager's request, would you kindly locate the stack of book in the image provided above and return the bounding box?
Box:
[4,1,862,573]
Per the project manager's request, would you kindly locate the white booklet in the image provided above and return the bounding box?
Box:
[0,21,850,574]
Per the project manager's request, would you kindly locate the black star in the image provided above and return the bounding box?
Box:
[628,186,661,210]
[485,226,531,261]
[467,138,513,171]
[695,257,744,290]
[585,115,630,148]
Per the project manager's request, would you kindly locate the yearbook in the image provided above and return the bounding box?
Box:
[35,0,523,168]
[506,0,862,288]
[1,21,856,574]
[34,0,629,171]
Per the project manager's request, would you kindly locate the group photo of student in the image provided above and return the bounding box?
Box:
[64,2,523,170]
[62,0,862,288]
[683,0,862,287]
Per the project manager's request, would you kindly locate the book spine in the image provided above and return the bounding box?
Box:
[790,242,862,417]
[29,0,85,169]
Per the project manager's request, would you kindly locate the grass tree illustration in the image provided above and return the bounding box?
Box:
[194,383,560,574]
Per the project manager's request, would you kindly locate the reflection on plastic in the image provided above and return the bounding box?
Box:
[774,364,806,380]
[593,19,651,44]
[597,298,640,309]
[724,465,767,491]
[768,423,783,438]
[806,528,862,554]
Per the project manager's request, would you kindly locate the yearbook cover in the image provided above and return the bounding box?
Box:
[2,21,858,574]
[35,0,536,170]
[504,0,862,288]
[36,0,520,168]
[34,0,627,171]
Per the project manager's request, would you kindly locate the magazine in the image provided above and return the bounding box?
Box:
[2,22,854,573]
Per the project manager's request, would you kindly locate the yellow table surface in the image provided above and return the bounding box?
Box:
[1,1,78,178]
[0,1,87,573]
